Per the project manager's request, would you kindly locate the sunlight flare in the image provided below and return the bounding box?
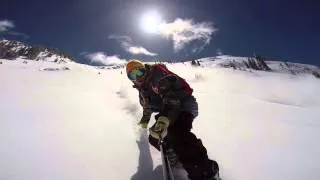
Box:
[140,10,163,34]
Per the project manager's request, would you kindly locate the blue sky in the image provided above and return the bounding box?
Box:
[1,0,319,65]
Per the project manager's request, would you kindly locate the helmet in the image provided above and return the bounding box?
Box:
[126,59,146,81]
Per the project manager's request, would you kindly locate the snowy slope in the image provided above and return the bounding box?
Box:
[1,58,320,180]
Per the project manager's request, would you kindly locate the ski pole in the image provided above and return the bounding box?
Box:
[159,137,175,180]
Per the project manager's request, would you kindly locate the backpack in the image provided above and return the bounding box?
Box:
[153,64,193,96]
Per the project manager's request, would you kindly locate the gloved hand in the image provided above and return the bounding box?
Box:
[138,122,148,129]
[149,116,170,140]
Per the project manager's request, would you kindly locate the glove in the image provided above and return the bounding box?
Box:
[138,122,148,129]
[149,116,170,140]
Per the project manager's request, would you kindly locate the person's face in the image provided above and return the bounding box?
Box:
[127,68,146,85]
[132,75,145,86]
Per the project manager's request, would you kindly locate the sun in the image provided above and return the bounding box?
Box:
[140,10,162,34]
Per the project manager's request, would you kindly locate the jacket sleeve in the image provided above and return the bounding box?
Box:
[139,107,152,125]
[138,91,153,125]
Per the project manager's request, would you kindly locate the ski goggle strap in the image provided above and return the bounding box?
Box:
[127,68,146,81]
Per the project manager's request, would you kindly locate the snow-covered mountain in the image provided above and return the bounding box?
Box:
[0,39,73,63]
[195,55,320,78]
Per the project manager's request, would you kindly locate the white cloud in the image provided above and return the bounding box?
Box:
[216,48,223,56]
[109,35,157,56]
[0,20,15,32]
[79,51,88,56]
[122,41,157,56]
[85,52,126,65]
[157,18,217,52]
[0,20,29,39]
[7,31,30,39]
[127,46,158,56]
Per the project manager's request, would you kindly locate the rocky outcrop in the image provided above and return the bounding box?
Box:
[0,39,74,63]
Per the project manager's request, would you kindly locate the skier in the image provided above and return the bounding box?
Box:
[126,59,220,180]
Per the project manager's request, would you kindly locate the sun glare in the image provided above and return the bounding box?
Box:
[140,10,162,34]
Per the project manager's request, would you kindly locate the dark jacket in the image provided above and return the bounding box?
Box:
[133,64,198,125]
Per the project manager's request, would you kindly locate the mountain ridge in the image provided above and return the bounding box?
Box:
[1,39,319,78]
[0,39,74,63]
[189,55,320,78]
